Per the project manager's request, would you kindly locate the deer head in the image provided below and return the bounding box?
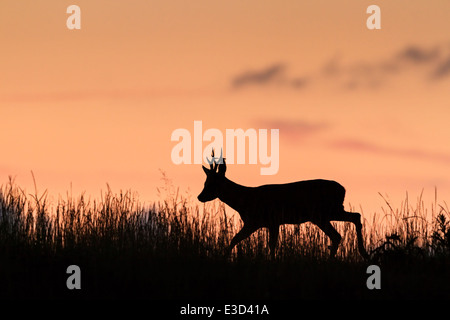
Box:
[197,148,227,202]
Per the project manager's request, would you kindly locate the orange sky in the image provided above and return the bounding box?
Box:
[1,1,450,219]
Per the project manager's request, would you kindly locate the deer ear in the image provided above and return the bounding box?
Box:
[202,165,210,175]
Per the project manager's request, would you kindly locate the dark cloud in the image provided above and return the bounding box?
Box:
[431,57,450,79]
[232,63,286,88]
[231,63,311,90]
[231,42,450,92]
[339,43,450,87]
[392,44,450,82]
[324,44,449,89]
[396,46,440,64]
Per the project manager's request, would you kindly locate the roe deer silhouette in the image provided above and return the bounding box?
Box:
[197,149,368,259]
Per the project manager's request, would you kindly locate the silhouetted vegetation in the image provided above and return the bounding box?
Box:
[0,177,449,300]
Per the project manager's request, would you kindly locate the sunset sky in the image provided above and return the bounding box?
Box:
[1,1,450,219]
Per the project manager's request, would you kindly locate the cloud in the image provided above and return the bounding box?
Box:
[231,41,450,92]
[232,63,286,88]
[396,45,441,64]
[431,57,450,79]
[322,43,450,89]
[290,77,309,89]
[255,119,329,141]
[330,139,381,153]
[231,63,310,90]
[330,138,450,164]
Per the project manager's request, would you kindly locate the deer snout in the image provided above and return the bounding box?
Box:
[198,189,217,202]
[197,192,207,203]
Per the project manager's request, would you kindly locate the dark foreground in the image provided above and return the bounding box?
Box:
[1,181,450,304]
[2,247,450,301]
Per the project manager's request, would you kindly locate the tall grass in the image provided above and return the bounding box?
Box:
[366,191,450,261]
[1,176,449,298]
[1,176,450,261]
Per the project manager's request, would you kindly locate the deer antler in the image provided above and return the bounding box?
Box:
[217,148,225,164]
[217,148,226,175]
[206,148,226,172]
[206,148,216,171]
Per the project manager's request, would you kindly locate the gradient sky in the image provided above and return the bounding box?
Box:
[1,1,450,219]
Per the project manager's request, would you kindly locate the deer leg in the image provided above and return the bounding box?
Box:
[268,225,279,259]
[317,221,342,257]
[226,224,258,256]
[333,211,369,259]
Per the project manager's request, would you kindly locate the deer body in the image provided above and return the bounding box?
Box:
[219,178,345,225]
[198,150,368,259]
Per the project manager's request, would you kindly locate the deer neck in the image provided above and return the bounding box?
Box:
[218,178,249,212]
